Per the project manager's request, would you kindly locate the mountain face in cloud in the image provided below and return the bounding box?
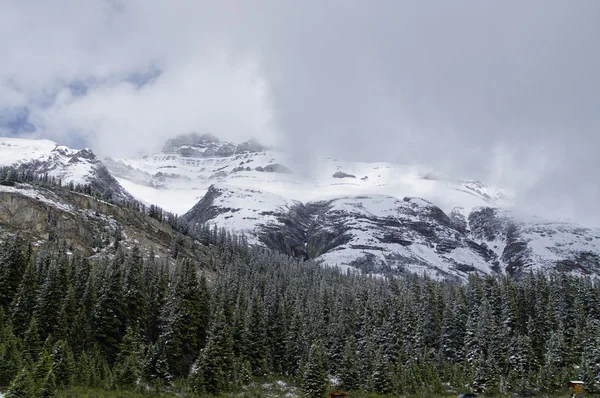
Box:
[1,0,600,225]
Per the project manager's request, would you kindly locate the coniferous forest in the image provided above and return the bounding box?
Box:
[1,229,599,398]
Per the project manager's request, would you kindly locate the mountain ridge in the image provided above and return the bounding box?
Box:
[2,135,600,280]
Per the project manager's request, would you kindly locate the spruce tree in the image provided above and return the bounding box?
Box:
[0,325,22,388]
[193,308,235,394]
[35,256,68,339]
[371,349,394,394]
[39,369,57,398]
[10,259,38,336]
[22,316,42,362]
[143,338,172,387]
[338,336,360,391]
[32,345,53,391]
[302,343,327,398]
[6,367,35,398]
[114,326,143,388]
[243,292,269,375]
[159,259,207,377]
[74,351,92,387]
[94,257,125,364]
[51,340,75,388]
[123,246,147,329]
[0,234,26,310]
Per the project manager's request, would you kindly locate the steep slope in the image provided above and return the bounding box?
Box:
[0,137,133,202]
[181,187,600,280]
[105,133,600,280]
[105,132,510,215]
[0,182,197,262]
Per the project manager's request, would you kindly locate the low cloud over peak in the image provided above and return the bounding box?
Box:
[1,0,600,224]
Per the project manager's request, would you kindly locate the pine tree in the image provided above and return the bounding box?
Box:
[0,234,27,310]
[0,325,22,388]
[371,348,394,394]
[51,340,75,388]
[32,344,53,391]
[10,259,39,336]
[145,259,169,344]
[6,367,35,398]
[39,369,57,398]
[159,259,207,377]
[22,316,42,362]
[123,246,148,329]
[284,312,303,377]
[35,255,68,339]
[441,296,466,363]
[74,351,92,387]
[243,292,269,375]
[302,343,327,398]
[193,308,235,394]
[143,338,172,387]
[114,326,143,388]
[94,257,125,364]
[338,336,360,391]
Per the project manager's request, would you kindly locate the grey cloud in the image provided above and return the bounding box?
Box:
[248,0,600,224]
[1,0,600,224]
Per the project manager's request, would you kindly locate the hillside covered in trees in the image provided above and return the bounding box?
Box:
[1,229,600,397]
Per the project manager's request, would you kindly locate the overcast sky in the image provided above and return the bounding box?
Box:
[1,0,600,224]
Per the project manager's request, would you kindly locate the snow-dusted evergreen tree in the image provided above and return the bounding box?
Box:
[34,253,69,339]
[441,295,466,363]
[243,291,269,375]
[0,324,22,388]
[302,343,327,398]
[10,259,38,336]
[123,246,147,329]
[159,259,208,377]
[93,256,126,364]
[51,340,75,388]
[114,325,143,387]
[0,235,27,310]
[370,348,394,394]
[338,336,360,391]
[192,307,234,395]
[6,367,35,398]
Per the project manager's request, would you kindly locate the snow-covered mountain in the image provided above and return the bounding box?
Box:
[0,137,132,202]
[105,133,509,215]
[105,133,600,280]
[2,134,599,280]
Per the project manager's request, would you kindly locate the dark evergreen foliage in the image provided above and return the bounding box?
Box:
[1,186,600,395]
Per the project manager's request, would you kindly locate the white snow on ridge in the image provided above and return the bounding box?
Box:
[108,147,512,217]
[0,184,74,212]
[201,184,298,242]
[0,137,96,185]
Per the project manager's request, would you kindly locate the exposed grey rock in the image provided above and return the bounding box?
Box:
[209,171,228,179]
[182,185,240,225]
[14,150,133,203]
[161,133,267,158]
[182,186,600,280]
[262,163,293,174]
[333,171,356,179]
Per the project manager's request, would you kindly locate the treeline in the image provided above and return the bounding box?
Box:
[1,233,600,397]
[0,165,198,238]
[0,165,117,203]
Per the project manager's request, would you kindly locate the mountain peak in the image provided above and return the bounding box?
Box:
[0,136,132,202]
[161,132,267,158]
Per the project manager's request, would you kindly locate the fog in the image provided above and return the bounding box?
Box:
[1,0,599,224]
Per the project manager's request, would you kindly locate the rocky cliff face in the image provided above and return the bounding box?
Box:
[6,136,600,281]
[0,183,195,262]
[162,132,268,158]
[182,185,600,280]
[0,138,133,202]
